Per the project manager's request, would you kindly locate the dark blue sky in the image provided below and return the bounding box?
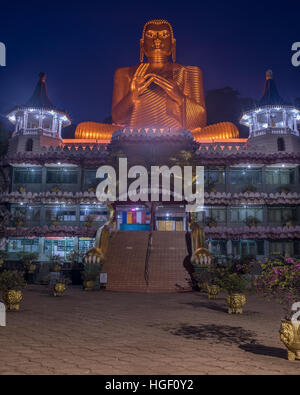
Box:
[0,0,299,125]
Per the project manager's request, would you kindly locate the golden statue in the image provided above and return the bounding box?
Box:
[75,19,238,141]
[83,204,116,263]
[189,213,212,266]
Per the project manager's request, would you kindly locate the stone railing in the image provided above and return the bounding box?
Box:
[204,225,300,240]
[1,191,300,206]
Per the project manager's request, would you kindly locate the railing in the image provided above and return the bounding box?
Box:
[20,128,57,138]
[144,231,152,287]
[252,128,299,137]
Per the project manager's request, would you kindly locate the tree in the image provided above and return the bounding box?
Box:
[205,87,256,138]
[0,120,9,157]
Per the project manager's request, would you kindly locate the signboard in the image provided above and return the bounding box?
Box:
[100,273,108,284]
[0,302,6,326]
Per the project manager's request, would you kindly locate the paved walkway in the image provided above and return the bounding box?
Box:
[0,286,300,375]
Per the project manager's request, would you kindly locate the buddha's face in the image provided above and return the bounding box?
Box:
[143,23,173,59]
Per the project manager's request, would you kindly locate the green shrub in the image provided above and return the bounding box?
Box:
[0,270,26,291]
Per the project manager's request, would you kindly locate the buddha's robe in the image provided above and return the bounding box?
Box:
[112,63,207,131]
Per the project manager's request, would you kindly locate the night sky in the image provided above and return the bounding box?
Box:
[0,0,299,133]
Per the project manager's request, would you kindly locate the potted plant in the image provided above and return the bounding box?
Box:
[205,217,217,228]
[254,257,300,360]
[192,269,210,293]
[81,262,102,291]
[206,265,221,299]
[243,185,257,194]
[53,276,69,297]
[18,186,26,193]
[13,211,25,227]
[206,179,217,193]
[50,255,63,272]
[85,214,94,228]
[245,216,260,228]
[51,185,60,193]
[0,251,8,268]
[284,214,296,228]
[279,187,290,194]
[19,252,38,273]
[217,263,248,314]
[0,270,26,311]
[66,250,84,285]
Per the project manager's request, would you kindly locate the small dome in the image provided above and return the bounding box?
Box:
[75,121,119,140]
[193,122,239,140]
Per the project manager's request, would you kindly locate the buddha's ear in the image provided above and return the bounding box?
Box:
[140,39,144,63]
[172,39,176,63]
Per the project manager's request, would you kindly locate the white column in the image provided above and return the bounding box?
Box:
[283,109,287,128]
[266,109,270,127]
[39,112,43,129]
[23,110,28,131]
[52,115,57,133]
[249,122,253,137]
[58,119,62,139]
[13,118,19,135]
[293,116,298,132]
[253,113,258,134]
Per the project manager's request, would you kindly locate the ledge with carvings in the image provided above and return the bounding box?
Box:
[204,225,300,239]
[2,145,109,166]
[195,151,300,165]
[1,191,300,206]
[2,225,96,238]
[2,224,300,239]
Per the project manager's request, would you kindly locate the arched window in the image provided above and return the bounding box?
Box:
[25,138,33,152]
[277,137,285,152]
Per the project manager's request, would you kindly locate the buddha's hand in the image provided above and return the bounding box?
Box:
[147,74,184,106]
[130,63,154,101]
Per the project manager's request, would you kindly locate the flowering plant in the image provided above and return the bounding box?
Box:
[214,262,249,294]
[254,257,300,319]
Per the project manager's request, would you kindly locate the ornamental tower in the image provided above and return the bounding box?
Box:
[240,70,300,153]
[6,72,71,154]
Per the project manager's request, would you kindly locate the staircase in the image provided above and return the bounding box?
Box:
[102,230,190,292]
[147,231,190,292]
[102,231,149,292]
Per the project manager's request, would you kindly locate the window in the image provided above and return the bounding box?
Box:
[204,167,226,185]
[44,237,76,259]
[25,139,33,152]
[79,207,108,222]
[277,137,285,152]
[209,240,227,255]
[45,207,76,222]
[46,168,78,184]
[79,238,95,254]
[230,207,263,223]
[230,168,262,185]
[84,169,98,185]
[232,240,264,257]
[269,241,293,255]
[196,207,226,224]
[14,168,42,183]
[268,207,297,223]
[265,168,295,184]
[8,238,39,253]
[11,206,41,225]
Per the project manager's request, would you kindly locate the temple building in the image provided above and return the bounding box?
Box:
[0,20,299,291]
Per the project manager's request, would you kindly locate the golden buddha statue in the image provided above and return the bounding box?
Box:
[75,19,238,141]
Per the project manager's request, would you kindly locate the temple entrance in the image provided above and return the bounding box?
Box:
[157,219,184,231]
[116,205,151,231]
[155,205,186,232]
